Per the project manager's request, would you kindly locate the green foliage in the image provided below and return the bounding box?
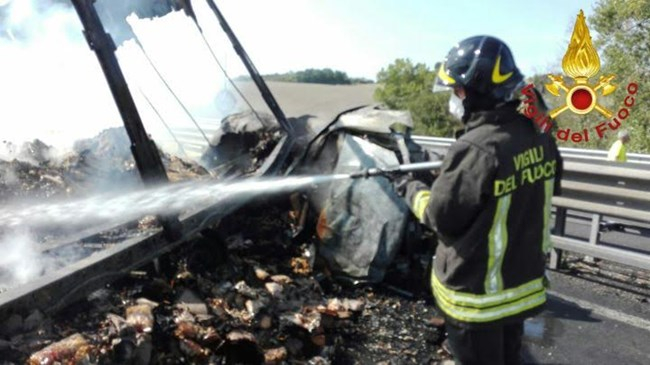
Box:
[374,59,460,137]
[528,0,649,152]
[589,0,650,153]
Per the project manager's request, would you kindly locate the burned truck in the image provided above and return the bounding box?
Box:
[0,1,446,363]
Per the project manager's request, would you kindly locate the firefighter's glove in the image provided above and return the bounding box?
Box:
[404,180,431,224]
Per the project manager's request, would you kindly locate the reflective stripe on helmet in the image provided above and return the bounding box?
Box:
[437,63,456,85]
[492,55,514,84]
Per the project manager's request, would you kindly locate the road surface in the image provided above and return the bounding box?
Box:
[523,270,650,365]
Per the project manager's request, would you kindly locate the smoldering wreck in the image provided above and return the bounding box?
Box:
[0,1,449,364]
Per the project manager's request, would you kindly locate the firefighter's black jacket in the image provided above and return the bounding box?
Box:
[421,101,562,327]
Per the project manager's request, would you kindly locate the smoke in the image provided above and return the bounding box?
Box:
[0,229,85,290]
[0,138,68,165]
[0,0,256,158]
[0,1,141,290]
[0,0,122,151]
[0,231,41,287]
[0,0,238,185]
[113,2,252,158]
[0,0,273,290]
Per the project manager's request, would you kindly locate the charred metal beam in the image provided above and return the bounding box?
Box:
[70,0,167,186]
[203,0,294,136]
[70,0,180,239]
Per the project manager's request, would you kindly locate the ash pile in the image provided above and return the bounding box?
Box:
[1,202,448,364]
[0,127,207,203]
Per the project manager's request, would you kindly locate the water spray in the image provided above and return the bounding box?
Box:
[0,161,442,231]
[0,161,442,288]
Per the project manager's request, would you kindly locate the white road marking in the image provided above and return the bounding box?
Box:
[548,290,650,332]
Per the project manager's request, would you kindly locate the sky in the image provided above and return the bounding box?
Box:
[0,0,600,151]
[217,0,600,80]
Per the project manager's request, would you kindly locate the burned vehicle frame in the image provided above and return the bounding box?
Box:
[0,0,440,339]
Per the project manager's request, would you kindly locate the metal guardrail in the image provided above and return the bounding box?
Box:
[412,136,650,166]
[550,161,650,270]
[413,135,650,271]
[557,146,650,165]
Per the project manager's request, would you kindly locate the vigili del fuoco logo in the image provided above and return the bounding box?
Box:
[521,10,639,143]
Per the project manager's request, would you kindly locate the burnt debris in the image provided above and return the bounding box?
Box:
[0,127,208,203]
[2,201,447,364]
[200,111,282,176]
[0,111,448,363]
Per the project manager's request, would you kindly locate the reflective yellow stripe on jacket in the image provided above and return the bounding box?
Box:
[485,194,511,293]
[432,193,546,323]
[542,179,554,253]
[432,271,546,323]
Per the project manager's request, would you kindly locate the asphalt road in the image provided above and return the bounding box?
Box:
[522,270,650,365]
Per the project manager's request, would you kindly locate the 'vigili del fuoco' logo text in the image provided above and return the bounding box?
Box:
[521,10,639,143]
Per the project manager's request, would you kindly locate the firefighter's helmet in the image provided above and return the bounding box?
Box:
[434,36,523,101]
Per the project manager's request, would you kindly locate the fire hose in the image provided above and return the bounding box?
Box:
[348,160,444,179]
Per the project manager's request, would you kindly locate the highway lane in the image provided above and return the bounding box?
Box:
[522,270,650,365]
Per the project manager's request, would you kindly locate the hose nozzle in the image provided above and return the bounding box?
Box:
[348,161,443,179]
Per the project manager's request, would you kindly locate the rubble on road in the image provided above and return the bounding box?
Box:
[0,119,448,363]
[1,202,447,364]
[27,333,96,365]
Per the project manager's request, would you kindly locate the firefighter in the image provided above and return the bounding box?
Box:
[607,129,630,162]
[407,36,563,365]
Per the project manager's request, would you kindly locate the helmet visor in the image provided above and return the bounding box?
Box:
[432,62,456,93]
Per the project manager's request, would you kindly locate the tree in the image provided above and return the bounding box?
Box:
[374,59,460,137]
[294,68,351,84]
[257,69,356,85]
[239,69,372,84]
[590,0,650,152]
